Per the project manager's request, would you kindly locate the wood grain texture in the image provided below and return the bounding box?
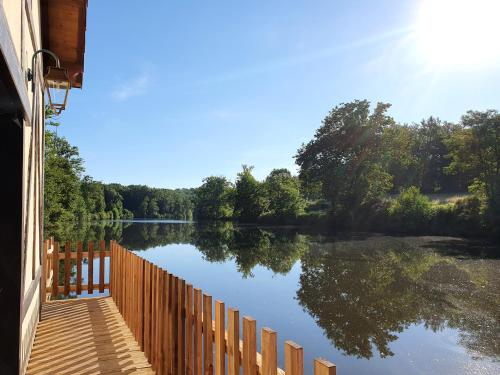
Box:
[285,341,303,375]
[215,301,225,375]
[243,316,257,375]
[26,297,154,375]
[186,284,194,375]
[228,308,240,375]
[76,242,83,295]
[88,241,94,293]
[51,242,59,298]
[178,278,186,375]
[99,240,105,293]
[203,294,213,375]
[262,328,277,375]
[64,241,71,296]
[314,359,336,375]
[194,288,203,375]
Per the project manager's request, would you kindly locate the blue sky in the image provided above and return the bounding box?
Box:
[57,0,500,188]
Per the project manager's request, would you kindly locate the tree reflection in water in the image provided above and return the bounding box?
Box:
[297,237,499,360]
[50,221,499,362]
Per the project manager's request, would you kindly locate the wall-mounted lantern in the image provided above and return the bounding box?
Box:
[28,49,71,114]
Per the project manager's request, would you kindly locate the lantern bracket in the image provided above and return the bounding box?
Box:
[27,49,61,93]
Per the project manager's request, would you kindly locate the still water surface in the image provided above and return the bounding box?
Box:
[70,220,499,375]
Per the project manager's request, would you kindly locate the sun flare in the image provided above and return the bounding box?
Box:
[415,0,500,68]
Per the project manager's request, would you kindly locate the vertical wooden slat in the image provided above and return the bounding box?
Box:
[194,288,202,375]
[313,359,336,375]
[41,240,48,301]
[285,341,303,375]
[161,271,170,374]
[138,257,145,350]
[88,241,94,293]
[51,242,59,298]
[144,261,152,362]
[64,241,71,296]
[151,266,158,368]
[262,328,277,375]
[174,276,180,374]
[215,301,225,375]
[203,294,213,375]
[243,317,256,375]
[186,284,194,375]
[135,255,140,340]
[228,308,240,375]
[117,244,123,310]
[99,239,105,292]
[178,278,186,375]
[109,241,113,297]
[168,274,177,375]
[132,255,137,338]
[156,269,165,374]
[76,242,83,295]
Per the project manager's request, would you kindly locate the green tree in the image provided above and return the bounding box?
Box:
[44,130,87,225]
[445,110,500,232]
[264,168,305,219]
[295,100,393,223]
[81,176,106,220]
[194,176,234,219]
[234,165,267,222]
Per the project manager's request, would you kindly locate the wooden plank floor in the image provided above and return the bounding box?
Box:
[27,297,154,375]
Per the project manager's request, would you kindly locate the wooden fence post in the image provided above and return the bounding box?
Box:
[227,308,240,375]
[99,240,105,293]
[194,288,202,375]
[41,240,48,301]
[314,359,336,375]
[64,241,71,296]
[51,242,59,298]
[178,278,186,375]
[262,328,277,375]
[243,317,256,375]
[215,301,225,375]
[285,341,303,375]
[76,242,83,295]
[203,294,213,375]
[186,284,194,375]
[88,241,94,293]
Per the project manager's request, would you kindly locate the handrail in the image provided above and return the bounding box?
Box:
[110,240,337,375]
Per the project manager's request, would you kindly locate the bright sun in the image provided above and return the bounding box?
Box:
[415,0,500,68]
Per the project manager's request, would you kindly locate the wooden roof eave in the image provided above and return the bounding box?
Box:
[40,0,88,89]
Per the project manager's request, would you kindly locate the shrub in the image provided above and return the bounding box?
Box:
[388,187,434,233]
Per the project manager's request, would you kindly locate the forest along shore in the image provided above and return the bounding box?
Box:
[44,100,499,238]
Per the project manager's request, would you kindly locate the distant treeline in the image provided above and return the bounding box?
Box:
[44,100,499,236]
[44,117,194,226]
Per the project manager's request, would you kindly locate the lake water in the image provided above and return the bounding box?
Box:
[63,220,500,375]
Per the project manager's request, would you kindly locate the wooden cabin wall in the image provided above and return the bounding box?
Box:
[0,1,44,374]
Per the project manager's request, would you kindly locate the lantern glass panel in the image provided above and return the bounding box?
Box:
[44,67,71,114]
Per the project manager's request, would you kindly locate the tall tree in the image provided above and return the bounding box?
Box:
[234,165,268,222]
[264,168,305,219]
[445,110,500,230]
[194,176,234,219]
[44,130,87,224]
[296,100,393,222]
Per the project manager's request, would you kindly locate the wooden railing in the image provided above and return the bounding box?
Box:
[42,239,337,374]
[110,240,337,375]
[42,238,110,299]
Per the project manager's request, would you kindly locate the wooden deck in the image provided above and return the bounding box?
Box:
[27,297,154,375]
